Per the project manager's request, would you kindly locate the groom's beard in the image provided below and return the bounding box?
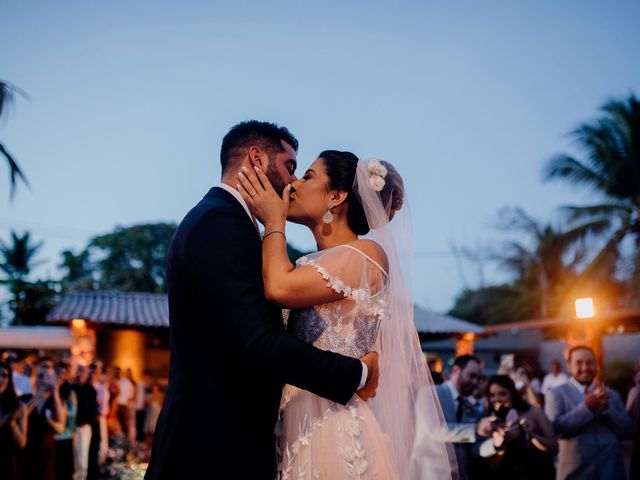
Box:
[266,161,287,196]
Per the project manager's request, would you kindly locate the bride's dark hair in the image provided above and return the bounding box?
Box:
[320,150,404,235]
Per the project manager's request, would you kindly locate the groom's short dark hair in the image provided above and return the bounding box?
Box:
[452,354,482,371]
[220,120,299,172]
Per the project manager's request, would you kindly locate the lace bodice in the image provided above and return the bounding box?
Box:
[287,244,390,359]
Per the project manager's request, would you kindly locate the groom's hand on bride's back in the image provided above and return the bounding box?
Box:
[357,351,379,401]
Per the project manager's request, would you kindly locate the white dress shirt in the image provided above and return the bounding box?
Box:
[541,371,569,396]
[215,183,368,390]
[569,376,594,395]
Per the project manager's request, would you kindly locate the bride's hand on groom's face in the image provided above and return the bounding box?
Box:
[357,351,380,402]
[236,165,290,228]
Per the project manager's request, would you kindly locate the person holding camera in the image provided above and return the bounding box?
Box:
[482,375,556,479]
[19,358,66,480]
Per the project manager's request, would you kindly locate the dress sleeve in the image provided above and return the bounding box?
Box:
[296,245,389,315]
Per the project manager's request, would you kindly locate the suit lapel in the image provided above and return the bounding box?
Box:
[438,384,456,422]
[206,187,261,239]
[566,382,584,407]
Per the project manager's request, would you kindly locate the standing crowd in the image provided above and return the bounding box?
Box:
[426,347,638,480]
[2,346,639,479]
[0,351,163,480]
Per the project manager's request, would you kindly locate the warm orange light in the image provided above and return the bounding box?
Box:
[455,331,476,356]
[462,332,476,342]
[71,319,87,329]
[575,298,595,319]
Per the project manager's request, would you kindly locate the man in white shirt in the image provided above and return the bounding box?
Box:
[541,359,569,398]
[91,361,110,465]
[114,367,134,438]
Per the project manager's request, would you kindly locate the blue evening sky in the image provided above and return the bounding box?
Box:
[2,0,639,311]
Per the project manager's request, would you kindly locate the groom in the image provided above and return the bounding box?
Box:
[145,121,379,479]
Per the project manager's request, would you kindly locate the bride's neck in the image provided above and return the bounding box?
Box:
[311,219,358,251]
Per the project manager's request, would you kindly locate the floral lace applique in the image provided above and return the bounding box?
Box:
[336,404,370,479]
[277,408,332,480]
[296,256,389,320]
[277,401,371,480]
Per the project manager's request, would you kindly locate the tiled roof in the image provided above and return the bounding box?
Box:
[46,291,168,328]
[46,292,478,334]
[414,305,483,334]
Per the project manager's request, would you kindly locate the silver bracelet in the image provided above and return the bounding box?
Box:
[262,229,286,241]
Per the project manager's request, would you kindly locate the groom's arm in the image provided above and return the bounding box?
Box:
[186,208,362,405]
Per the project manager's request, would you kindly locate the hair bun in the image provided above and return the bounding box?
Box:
[379,161,404,221]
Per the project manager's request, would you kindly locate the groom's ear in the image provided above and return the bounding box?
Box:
[248,146,266,168]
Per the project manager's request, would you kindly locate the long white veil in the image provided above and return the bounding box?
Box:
[353,159,458,480]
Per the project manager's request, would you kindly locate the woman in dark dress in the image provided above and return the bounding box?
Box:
[0,361,28,480]
[19,360,66,480]
[485,375,557,480]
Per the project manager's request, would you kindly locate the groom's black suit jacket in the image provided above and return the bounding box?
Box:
[145,187,362,479]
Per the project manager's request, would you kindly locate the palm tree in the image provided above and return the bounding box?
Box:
[495,207,608,318]
[0,231,53,326]
[1,81,29,199]
[0,230,43,282]
[544,93,640,305]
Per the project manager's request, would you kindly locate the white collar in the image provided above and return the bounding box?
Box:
[569,376,593,395]
[445,380,462,400]
[217,183,259,232]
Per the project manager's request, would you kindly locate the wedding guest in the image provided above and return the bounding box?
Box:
[73,365,97,480]
[86,365,102,480]
[628,389,640,479]
[545,346,636,480]
[143,383,162,444]
[53,361,76,480]
[106,366,121,436]
[482,375,556,480]
[20,359,66,480]
[3,351,32,397]
[124,368,137,444]
[135,370,151,443]
[541,359,569,399]
[115,367,134,437]
[90,362,110,467]
[625,363,640,411]
[0,361,28,480]
[513,366,541,408]
[433,355,495,480]
[471,374,488,418]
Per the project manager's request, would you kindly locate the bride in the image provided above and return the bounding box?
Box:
[237,150,456,479]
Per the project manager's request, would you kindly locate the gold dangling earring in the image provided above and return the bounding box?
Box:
[322,202,334,224]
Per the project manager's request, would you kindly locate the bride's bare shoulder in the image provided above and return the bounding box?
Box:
[347,239,389,273]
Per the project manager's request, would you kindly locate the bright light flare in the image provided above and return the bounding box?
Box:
[575,298,595,319]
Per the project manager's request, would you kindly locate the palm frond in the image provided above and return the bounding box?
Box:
[545,93,640,204]
[559,203,631,225]
[560,219,612,245]
[494,207,541,237]
[543,154,610,192]
[0,143,30,199]
[0,81,29,120]
[578,226,626,281]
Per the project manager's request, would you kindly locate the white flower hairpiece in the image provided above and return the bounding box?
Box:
[366,159,387,192]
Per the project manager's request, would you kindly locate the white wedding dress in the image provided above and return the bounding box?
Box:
[276,244,399,480]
